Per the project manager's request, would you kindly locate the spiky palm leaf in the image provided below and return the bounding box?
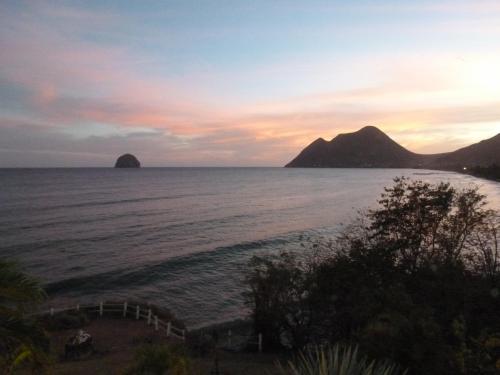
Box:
[0,259,50,373]
[0,259,46,312]
[278,344,406,375]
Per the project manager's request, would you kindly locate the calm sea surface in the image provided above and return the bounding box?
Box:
[1,168,499,328]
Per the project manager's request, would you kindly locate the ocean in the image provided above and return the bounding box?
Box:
[1,168,499,328]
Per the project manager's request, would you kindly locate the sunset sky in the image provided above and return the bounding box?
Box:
[1,1,500,167]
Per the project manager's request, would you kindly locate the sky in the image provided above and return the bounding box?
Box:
[1,0,500,167]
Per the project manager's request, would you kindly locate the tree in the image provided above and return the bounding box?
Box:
[245,253,312,349]
[245,178,500,374]
[367,177,491,269]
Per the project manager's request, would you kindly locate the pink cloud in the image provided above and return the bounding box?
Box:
[0,3,214,134]
[1,2,500,166]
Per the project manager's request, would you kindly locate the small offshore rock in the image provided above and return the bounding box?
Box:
[114,154,141,168]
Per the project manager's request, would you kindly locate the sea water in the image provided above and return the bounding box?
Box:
[1,168,498,328]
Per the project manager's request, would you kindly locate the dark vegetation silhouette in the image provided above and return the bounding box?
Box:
[125,344,191,375]
[245,177,500,374]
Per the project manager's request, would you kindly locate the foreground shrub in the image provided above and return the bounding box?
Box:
[278,344,405,375]
[126,344,191,375]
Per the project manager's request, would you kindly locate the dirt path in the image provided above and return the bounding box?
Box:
[47,317,281,374]
[49,317,177,374]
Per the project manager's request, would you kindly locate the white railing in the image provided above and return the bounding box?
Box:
[32,301,186,341]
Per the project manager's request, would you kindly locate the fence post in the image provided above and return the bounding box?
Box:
[258,333,262,352]
[166,322,171,337]
[154,316,159,331]
[123,302,128,317]
[50,307,54,317]
[136,305,140,320]
[147,309,152,325]
[99,301,103,317]
[76,304,80,312]
[228,330,232,347]
[181,329,185,341]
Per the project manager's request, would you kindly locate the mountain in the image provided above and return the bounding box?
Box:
[285,126,500,170]
[430,133,500,169]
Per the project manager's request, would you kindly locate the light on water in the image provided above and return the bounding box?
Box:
[0,168,498,328]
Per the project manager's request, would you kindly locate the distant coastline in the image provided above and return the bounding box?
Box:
[465,164,500,182]
[1,165,499,183]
